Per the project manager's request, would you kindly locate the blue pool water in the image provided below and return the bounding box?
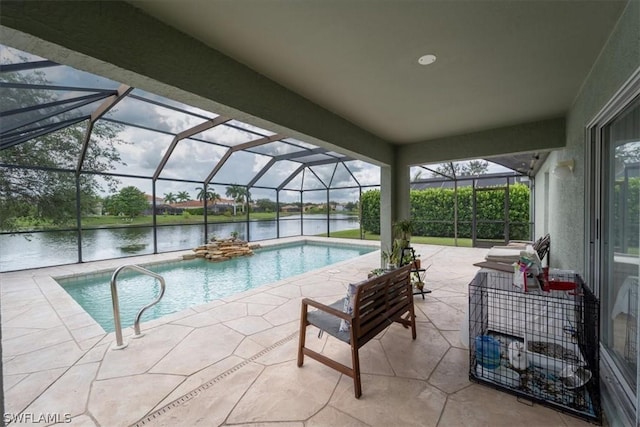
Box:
[58,242,375,332]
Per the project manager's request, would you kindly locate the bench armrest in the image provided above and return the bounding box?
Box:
[302,298,351,321]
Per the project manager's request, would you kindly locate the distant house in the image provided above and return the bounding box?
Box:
[145,194,164,205]
[280,204,300,213]
[172,200,204,210]
[207,197,236,213]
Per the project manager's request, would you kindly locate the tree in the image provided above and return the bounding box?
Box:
[464,160,489,176]
[430,160,489,178]
[102,195,117,215]
[225,184,250,215]
[0,63,125,231]
[616,143,640,164]
[176,191,190,203]
[195,187,208,202]
[254,198,276,212]
[344,201,358,211]
[225,185,240,215]
[195,187,220,204]
[163,192,177,204]
[110,186,148,219]
[210,192,221,204]
[431,162,464,178]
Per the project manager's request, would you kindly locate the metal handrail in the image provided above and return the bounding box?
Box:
[110,264,166,350]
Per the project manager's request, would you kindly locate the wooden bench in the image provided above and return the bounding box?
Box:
[297,264,416,398]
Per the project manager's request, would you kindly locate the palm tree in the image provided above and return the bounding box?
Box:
[163,192,177,204]
[210,191,221,212]
[225,185,250,215]
[195,187,209,202]
[196,187,221,211]
[225,185,241,215]
[176,191,190,203]
[238,187,251,214]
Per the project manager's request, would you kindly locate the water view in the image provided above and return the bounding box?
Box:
[0,214,360,271]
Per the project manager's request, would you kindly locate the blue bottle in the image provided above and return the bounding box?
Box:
[475,335,501,369]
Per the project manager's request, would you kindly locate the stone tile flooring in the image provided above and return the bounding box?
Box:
[1,238,595,426]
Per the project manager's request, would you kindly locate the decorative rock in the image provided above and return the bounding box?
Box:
[192,237,260,262]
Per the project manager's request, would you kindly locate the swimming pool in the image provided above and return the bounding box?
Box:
[58,241,376,332]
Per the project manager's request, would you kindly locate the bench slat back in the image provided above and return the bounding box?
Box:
[353,264,413,346]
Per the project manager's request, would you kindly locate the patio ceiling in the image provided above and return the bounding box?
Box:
[130,0,627,144]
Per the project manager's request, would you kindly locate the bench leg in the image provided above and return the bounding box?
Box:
[351,345,362,398]
[409,305,417,340]
[297,303,308,367]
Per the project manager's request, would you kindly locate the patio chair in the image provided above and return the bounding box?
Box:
[297,264,415,398]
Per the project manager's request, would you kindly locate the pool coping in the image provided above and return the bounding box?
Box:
[52,237,380,335]
[2,236,381,347]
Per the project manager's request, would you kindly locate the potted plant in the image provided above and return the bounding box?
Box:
[412,274,425,291]
[382,240,403,270]
[402,251,420,268]
[393,219,414,249]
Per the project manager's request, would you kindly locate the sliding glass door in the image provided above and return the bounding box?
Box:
[602,96,640,389]
[589,78,640,424]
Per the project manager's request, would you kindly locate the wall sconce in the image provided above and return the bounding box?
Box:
[553,159,575,179]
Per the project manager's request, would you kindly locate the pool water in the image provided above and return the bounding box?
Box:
[58,242,376,332]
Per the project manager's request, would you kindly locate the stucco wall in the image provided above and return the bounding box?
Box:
[541,0,640,274]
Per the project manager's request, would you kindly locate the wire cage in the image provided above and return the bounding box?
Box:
[468,270,601,424]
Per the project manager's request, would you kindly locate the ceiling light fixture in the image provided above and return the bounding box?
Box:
[418,54,437,65]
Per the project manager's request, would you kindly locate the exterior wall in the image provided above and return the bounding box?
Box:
[540,0,640,274]
[537,3,639,424]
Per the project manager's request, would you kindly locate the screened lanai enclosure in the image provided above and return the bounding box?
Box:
[0,44,540,272]
[0,45,382,272]
[407,159,539,248]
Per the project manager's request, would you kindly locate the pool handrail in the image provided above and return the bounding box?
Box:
[110,264,166,350]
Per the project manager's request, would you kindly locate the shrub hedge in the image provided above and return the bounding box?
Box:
[360,183,531,240]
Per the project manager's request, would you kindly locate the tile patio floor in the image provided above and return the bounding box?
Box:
[1,238,595,426]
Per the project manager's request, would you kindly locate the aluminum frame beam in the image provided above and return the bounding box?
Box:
[204,134,283,185]
[77,84,133,173]
[153,116,231,180]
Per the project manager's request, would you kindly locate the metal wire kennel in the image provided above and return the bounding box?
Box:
[469,270,601,423]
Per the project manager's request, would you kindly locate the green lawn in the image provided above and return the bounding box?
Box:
[328,229,473,247]
[11,211,348,230]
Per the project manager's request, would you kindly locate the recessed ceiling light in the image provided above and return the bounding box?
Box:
[418,54,437,65]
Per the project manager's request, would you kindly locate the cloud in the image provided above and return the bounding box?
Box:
[343,160,380,186]
[194,123,257,146]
